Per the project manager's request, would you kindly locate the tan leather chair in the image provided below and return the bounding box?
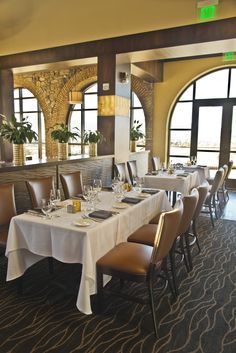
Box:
[96,201,183,337]
[0,183,17,249]
[225,160,233,201]
[114,163,128,183]
[189,183,209,255]
[202,168,224,227]
[60,171,83,199]
[128,190,199,293]
[151,156,160,171]
[217,164,228,204]
[26,176,54,208]
[127,160,138,185]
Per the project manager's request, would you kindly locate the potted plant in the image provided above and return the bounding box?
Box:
[0,114,38,165]
[51,123,80,160]
[130,120,145,152]
[83,130,104,157]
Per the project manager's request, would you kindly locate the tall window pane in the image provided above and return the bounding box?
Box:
[195,69,229,99]
[197,107,222,150]
[170,102,192,129]
[229,69,236,98]
[14,88,45,160]
[169,131,191,156]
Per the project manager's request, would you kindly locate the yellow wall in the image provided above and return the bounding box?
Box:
[153,56,236,163]
[0,0,235,55]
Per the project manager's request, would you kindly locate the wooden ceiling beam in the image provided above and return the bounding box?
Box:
[131,60,163,83]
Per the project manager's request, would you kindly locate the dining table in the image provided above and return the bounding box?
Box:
[183,165,210,183]
[144,170,201,196]
[6,189,171,315]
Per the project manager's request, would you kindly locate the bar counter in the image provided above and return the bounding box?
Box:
[0,154,114,214]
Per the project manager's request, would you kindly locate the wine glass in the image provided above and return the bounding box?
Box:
[41,198,52,219]
[93,178,102,202]
[50,189,56,207]
[83,185,93,212]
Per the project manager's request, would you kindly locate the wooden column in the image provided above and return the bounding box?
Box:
[97,54,131,162]
[0,69,14,162]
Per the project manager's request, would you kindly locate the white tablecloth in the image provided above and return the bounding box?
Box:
[183,166,210,183]
[144,171,200,195]
[6,190,171,315]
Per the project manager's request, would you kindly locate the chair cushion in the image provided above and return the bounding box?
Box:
[97,242,154,276]
[127,224,157,246]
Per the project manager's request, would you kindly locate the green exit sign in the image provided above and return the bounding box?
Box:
[199,5,216,20]
[223,52,235,62]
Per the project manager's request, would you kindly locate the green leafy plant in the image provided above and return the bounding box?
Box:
[0,114,38,144]
[83,130,104,144]
[130,120,145,141]
[51,123,80,143]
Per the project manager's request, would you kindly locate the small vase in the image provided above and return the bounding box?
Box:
[89,143,97,157]
[130,140,137,152]
[58,142,68,160]
[13,144,24,165]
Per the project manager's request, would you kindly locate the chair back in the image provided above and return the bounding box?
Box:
[177,188,199,235]
[151,199,183,264]
[127,160,138,185]
[0,183,17,226]
[60,171,83,199]
[114,163,127,182]
[26,176,54,208]
[225,160,233,180]
[151,156,160,171]
[220,164,228,187]
[210,168,224,195]
[192,183,209,221]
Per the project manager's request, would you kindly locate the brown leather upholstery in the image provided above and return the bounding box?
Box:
[151,156,160,171]
[224,160,234,201]
[26,176,54,208]
[96,201,183,337]
[60,171,83,199]
[0,183,17,247]
[127,224,158,246]
[203,168,224,227]
[114,163,128,183]
[177,189,199,236]
[97,242,153,276]
[127,160,138,185]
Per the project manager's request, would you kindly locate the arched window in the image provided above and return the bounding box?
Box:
[68,84,146,154]
[168,67,236,181]
[68,83,98,155]
[130,92,146,150]
[14,88,45,160]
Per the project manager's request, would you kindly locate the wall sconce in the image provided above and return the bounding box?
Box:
[119,72,129,84]
[69,91,83,104]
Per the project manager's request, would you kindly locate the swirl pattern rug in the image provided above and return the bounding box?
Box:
[0,217,236,353]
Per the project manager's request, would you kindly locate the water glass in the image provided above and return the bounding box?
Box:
[41,198,52,219]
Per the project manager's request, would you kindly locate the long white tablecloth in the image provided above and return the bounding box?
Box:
[144,171,200,195]
[6,190,171,315]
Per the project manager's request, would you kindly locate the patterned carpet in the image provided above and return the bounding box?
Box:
[0,217,236,353]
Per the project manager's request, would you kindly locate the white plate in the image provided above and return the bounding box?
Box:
[112,202,129,209]
[137,193,151,198]
[73,219,92,227]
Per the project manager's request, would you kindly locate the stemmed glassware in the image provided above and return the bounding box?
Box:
[41,198,53,219]
[93,178,102,203]
[50,189,61,208]
[83,185,93,212]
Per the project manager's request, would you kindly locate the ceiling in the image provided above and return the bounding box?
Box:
[0,0,235,73]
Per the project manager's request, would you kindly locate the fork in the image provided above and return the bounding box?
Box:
[82,215,103,223]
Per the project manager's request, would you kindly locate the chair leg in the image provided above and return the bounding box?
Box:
[169,243,179,297]
[96,266,104,313]
[179,235,190,272]
[162,257,176,299]
[147,274,158,337]
[192,220,201,254]
[208,203,215,228]
[184,232,193,272]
